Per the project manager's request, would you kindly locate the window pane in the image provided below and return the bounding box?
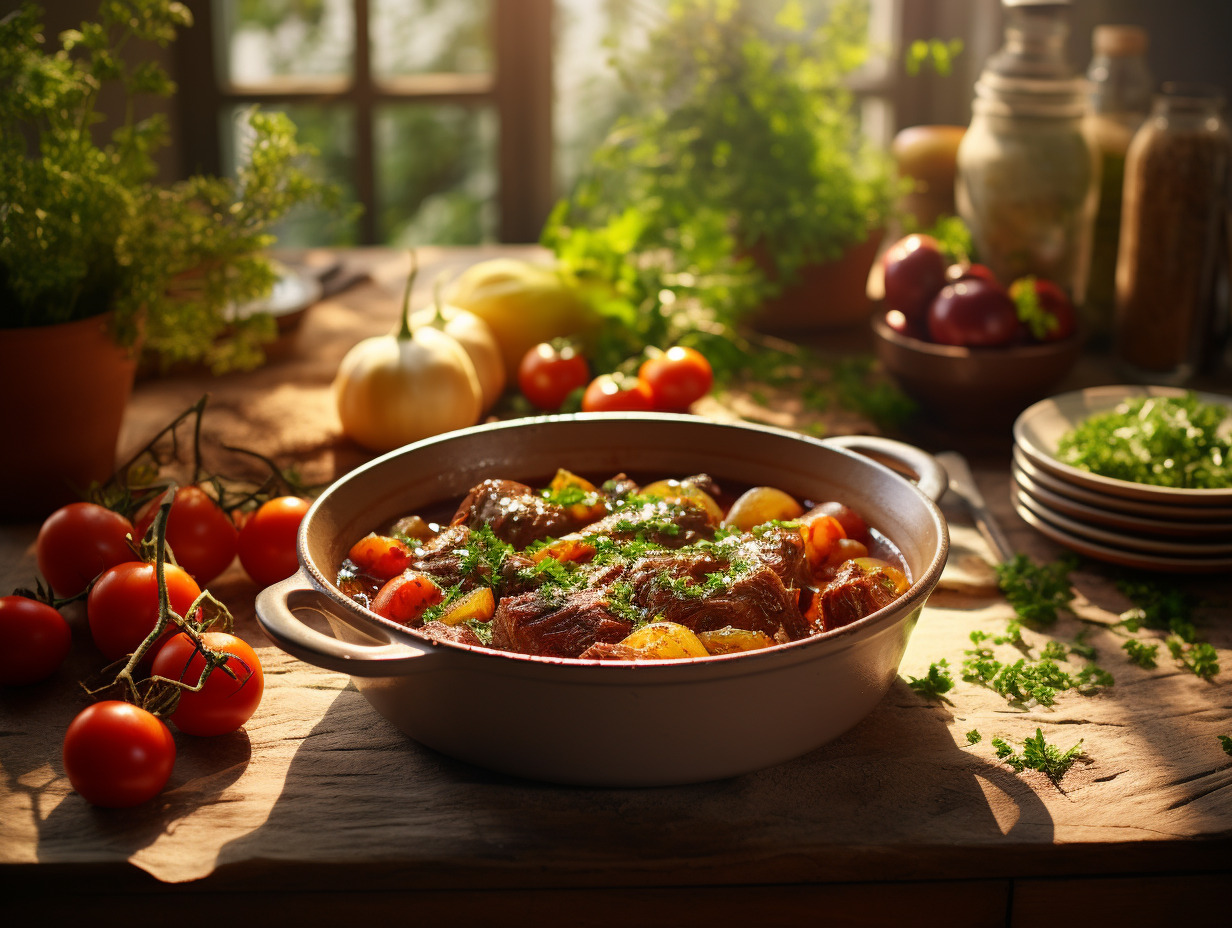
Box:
[371,0,492,78]
[218,0,354,86]
[223,104,360,247]
[376,104,497,245]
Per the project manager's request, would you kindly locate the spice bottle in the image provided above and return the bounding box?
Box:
[1084,25,1154,341]
[955,0,1100,303]
[1114,83,1231,385]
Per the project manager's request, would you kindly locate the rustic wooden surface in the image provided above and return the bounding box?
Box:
[2,247,1230,924]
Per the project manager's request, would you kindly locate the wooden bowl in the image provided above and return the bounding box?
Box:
[872,312,1084,429]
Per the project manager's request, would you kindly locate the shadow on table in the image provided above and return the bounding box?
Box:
[213,675,1053,888]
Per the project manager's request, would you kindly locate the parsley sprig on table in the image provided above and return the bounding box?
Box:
[906,659,955,702]
[992,729,1086,784]
[1116,579,1220,681]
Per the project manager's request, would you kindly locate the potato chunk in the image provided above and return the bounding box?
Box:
[721,486,804,531]
[618,621,709,659]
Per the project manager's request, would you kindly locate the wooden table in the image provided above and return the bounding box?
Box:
[2,247,1230,927]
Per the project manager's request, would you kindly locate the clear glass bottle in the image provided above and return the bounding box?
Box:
[1084,25,1154,341]
[955,0,1100,304]
[1114,83,1231,385]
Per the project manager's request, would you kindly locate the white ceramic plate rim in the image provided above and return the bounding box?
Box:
[1012,495,1232,573]
[1012,462,1232,538]
[1010,446,1232,521]
[1012,385,1232,505]
[1013,486,1232,556]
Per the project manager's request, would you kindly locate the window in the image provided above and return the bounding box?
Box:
[173,0,972,247]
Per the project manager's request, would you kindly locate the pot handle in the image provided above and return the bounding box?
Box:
[823,434,948,503]
[255,570,442,676]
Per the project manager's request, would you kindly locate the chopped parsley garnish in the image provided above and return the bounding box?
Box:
[992,728,1085,784]
[1055,392,1232,488]
[906,659,955,702]
[995,554,1077,627]
[465,618,494,645]
[1122,639,1159,669]
[1220,735,1232,757]
[458,524,515,588]
[966,729,982,745]
[961,630,1112,707]
[1117,578,1218,680]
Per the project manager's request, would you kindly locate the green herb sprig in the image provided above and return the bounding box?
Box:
[992,728,1085,784]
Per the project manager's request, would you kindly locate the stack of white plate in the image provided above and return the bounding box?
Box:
[1011,385,1232,573]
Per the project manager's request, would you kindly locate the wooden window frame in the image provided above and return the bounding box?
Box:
[172,0,554,245]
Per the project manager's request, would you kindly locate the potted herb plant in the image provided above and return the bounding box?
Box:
[0,0,333,519]
[543,0,900,344]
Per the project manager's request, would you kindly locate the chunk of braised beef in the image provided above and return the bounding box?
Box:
[629,553,810,641]
[410,523,537,598]
[571,498,716,549]
[491,585,633,658]
[815,560,899,632]
[577,641,642,661]
[418,620,484,647]
[451,478,586,549]
[600,473,640,501]
[729,527,811,591]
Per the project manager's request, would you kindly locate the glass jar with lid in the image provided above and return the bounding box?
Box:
[1084,24,1154,340]
[1113,83,1231,385]
[955,0,1100,303]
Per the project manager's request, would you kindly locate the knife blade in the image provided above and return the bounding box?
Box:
[936,450,1014,564]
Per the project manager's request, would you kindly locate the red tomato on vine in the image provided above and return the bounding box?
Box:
[151,631,264,736]
[236,496,310,588]
[0,595,72,686]
[87,561,201,665]
[62,701,176,808]
[36,502,135,598]
[134,486,238,586]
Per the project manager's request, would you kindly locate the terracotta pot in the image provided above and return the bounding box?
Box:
[0,313,137,522]
[749,233,884,333]
[256,414,949,786]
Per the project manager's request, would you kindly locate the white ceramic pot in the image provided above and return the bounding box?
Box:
[256,414,949,786]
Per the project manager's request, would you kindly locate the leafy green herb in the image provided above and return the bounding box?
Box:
[0,1,340,371]
[1055,392,1232,489]
[961,631,1112,707]
[539,0,913,431]
[1117,579,1218,680]
[966,729,981,745]
[993,728,1085,784]
[464,618,494,646]
[459,525,515,589]
[906,659,954,702]
[994,554,1077,627]
[1219,735,1232,757]
[1122,639,1159,669]
[1167,638,1220,681]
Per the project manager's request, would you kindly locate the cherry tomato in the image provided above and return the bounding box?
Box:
[638,346,714,411]
[926,278,1019,347]
[62,701,176,808]
[372,571,445,625]
[0,595,72,686]
[1009,276,1078,343]
[881,234,948,322]
[580,374,655,413]
[151,631,264,736]
[518,342,590,411]
[135,486,238,586]
[236,495,310,587]
[347,532,414,581]
[36,502,135,598]
[87,561,201,664]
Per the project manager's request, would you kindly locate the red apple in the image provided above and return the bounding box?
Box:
[945,262,1000,288]
[1009,276,1077,343]
[882,234,948,322]
[927,279,1019,347]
